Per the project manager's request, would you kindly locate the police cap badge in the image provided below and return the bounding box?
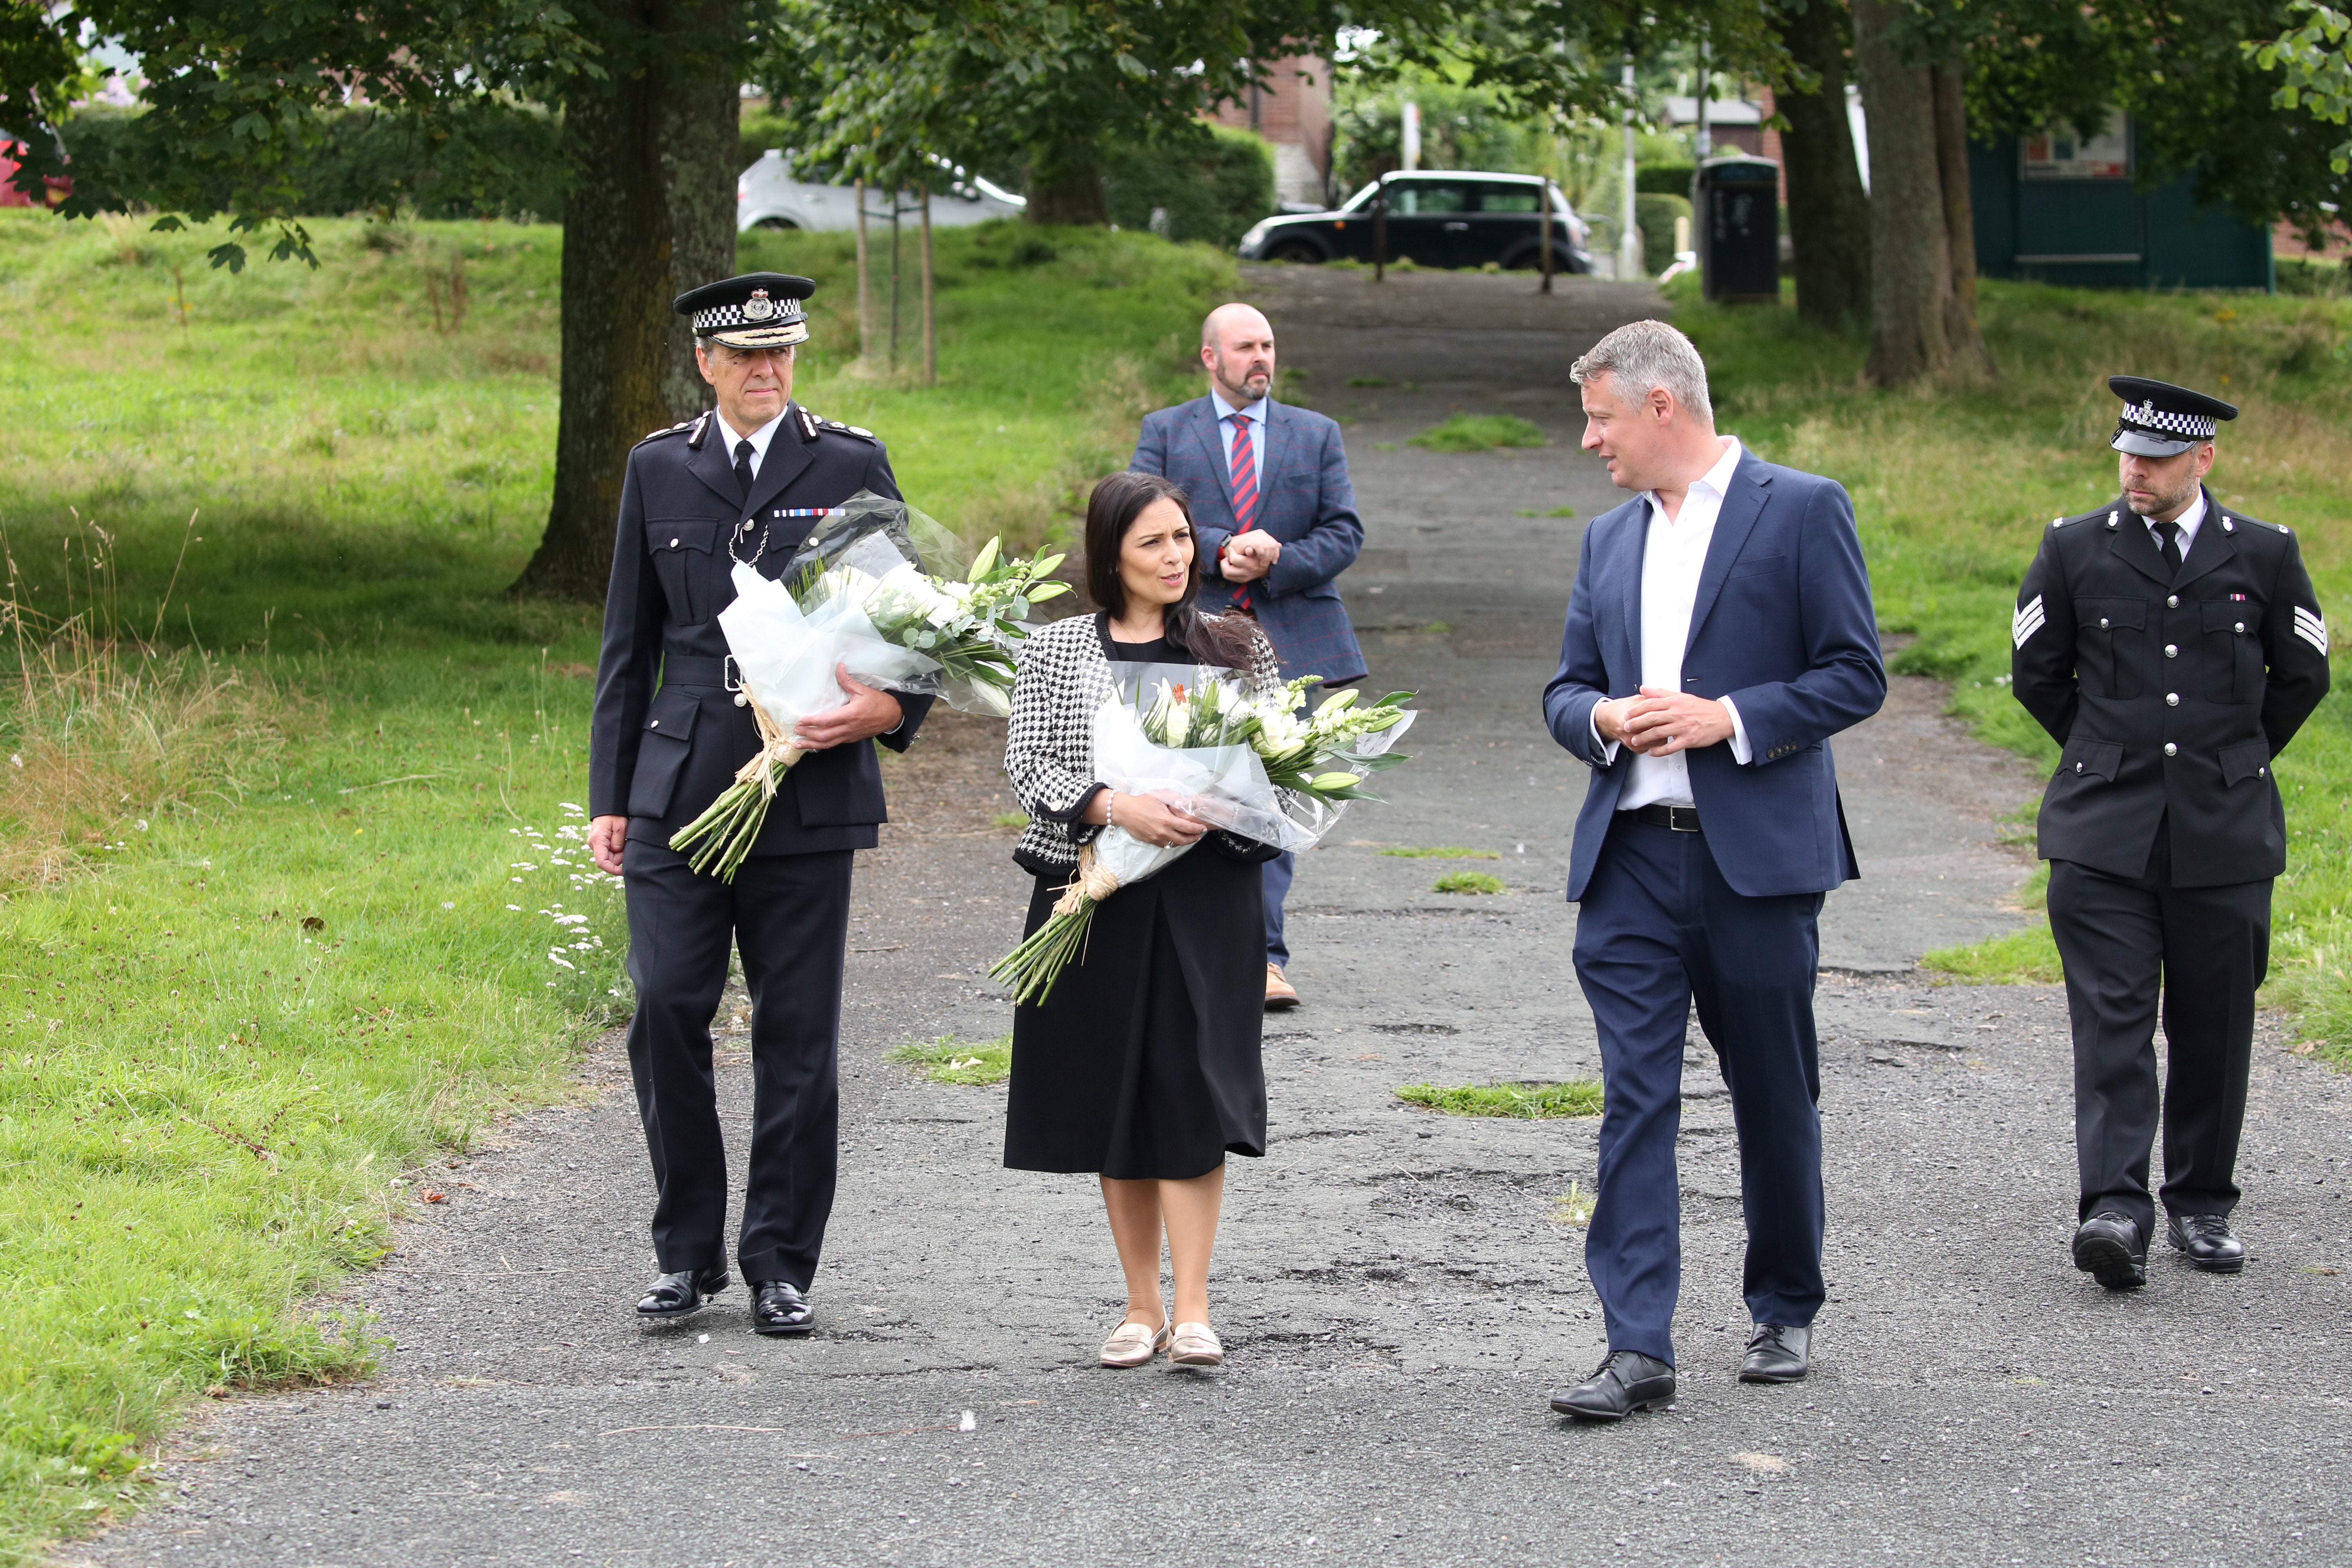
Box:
[2107,375,2237,458]
[674,272,814,350]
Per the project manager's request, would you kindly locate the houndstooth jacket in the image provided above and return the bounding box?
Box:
[1005,610,1285,875]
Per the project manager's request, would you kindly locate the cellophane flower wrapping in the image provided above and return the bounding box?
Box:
[670,497,1065,880]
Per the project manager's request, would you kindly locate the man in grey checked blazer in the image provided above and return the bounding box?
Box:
[1132,302,1366,1010]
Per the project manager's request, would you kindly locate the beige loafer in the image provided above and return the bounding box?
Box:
[1264,963,1300,1011]
[1168,1322,1224,1366]
[1099,1316,1170,1368]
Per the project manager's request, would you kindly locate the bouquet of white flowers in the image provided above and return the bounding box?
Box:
[669,498,1067,880]
[989,666,1416,1004]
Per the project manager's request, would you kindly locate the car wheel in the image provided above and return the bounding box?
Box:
[1268,241,1323,265]
[753,217,800,232]
[1499,243,1546,272]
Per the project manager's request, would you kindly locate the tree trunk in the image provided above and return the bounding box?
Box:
[1774,0,1871,328]
[1025,145,1107,225]
[1852,0,1956,387]
[515,0,741,599]
[1929,62,1993,376]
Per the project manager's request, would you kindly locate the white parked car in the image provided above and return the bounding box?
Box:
[736,150,1028,234]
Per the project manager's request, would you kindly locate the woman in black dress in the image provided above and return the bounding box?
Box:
[1000,471,1284,1369]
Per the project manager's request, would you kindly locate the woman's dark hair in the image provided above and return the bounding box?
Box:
[1082,471,1258,666]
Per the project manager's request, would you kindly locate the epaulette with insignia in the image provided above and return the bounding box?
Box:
[634,411,713,449]
[2049,507,2107,530]
[800,409,879,443]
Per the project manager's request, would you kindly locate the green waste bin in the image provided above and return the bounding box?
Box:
[1697,156,1781,304]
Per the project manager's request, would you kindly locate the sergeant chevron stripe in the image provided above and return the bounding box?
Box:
[2013,594,2047,650]
[2294,604,2330,655]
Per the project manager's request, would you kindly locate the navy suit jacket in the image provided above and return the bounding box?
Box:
[1132,395,1367,683]
[1542,449,1887,900]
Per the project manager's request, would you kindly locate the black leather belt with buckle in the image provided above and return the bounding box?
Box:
[1628,803,1702,833]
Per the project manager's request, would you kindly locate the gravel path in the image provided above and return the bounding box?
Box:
[77,268,2351,1568]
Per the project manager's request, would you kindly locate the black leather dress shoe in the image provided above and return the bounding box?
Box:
[752,1279,815,1336]
[636,1264,729,1320]
[2167,1212,2245,1274]
[2072,1211,2147,1290]
[1740,1323,1811,1383]
[1549,1350,1676,1422]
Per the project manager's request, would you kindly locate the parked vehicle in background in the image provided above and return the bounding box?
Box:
[736,150,1027,234]
[0,131,71,207]
[1237,172,1592,273]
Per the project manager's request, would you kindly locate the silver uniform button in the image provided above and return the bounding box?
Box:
[2164,643,2178,657]
[734,693,748,707]
[649,719,660,729]
[2164,743,2178,757]
[2234,621,2245,634]
[2258,766,2266,776]
[2167,595,2179,608]
[2100,617,2111,629]
[2166,693,2179,706]
[670,537,680,548]
[2075,762,2085,773]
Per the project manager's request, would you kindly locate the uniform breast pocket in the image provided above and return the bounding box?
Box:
[649,520,720,624]
[2074,597,2146,699]
[2200,600,2264,704]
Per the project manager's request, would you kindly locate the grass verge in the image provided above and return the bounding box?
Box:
[1396,1081,1605,1118]
[1667,273,2352,1043]
[889,1033,1013,1087]
[0,207,1234,1556]
[1432,870,1507,894]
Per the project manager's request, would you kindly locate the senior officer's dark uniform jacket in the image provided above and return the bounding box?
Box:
[2012,489,2329,1241]
[2012,491,2328,884]
[589,403,931,848]
[589,400,932,1298]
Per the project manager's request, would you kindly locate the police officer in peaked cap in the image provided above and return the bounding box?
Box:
[586,272,930,1335]
[2011,376,2329,1289]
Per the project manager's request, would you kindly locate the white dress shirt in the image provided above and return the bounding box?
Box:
[1209,387,1269,490]
[2147,490,2206,562]
[715,408,785,479]
[1594,436,1755,809]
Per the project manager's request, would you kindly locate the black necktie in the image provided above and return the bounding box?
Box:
[733,439,755,499]
[2154,519,2183,576]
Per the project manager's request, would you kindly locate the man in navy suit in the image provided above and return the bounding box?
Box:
[1132,302,1365,1010]
[1539,320,1885,1421]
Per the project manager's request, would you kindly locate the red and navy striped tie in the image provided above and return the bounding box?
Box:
[1227,412,1259,608]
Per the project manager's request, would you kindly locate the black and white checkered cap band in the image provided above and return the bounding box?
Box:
[2118,400,2217,440]
[694,301,806,332]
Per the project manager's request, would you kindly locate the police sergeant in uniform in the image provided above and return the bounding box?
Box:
[2011,376,2329,1289]
[587,272,931,1334]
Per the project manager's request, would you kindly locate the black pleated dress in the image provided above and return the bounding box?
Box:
[1002,635,1272,1181]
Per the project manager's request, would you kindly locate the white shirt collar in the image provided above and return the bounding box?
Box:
[2149,489,2207,552]
[715,407,787,474]
[1645,436,1743,522]
[1210,387,1271,423]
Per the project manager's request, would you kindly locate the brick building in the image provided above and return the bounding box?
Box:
[1207,55,1334,208]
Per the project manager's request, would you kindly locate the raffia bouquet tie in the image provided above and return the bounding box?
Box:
[670,690,805,879]
[991,844,1125,1005]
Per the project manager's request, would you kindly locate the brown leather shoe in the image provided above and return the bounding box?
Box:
[1264,962,1300,1010]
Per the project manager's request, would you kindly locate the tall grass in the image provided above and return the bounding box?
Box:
[1,516,298,888]
[1669,274,2352,1053]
